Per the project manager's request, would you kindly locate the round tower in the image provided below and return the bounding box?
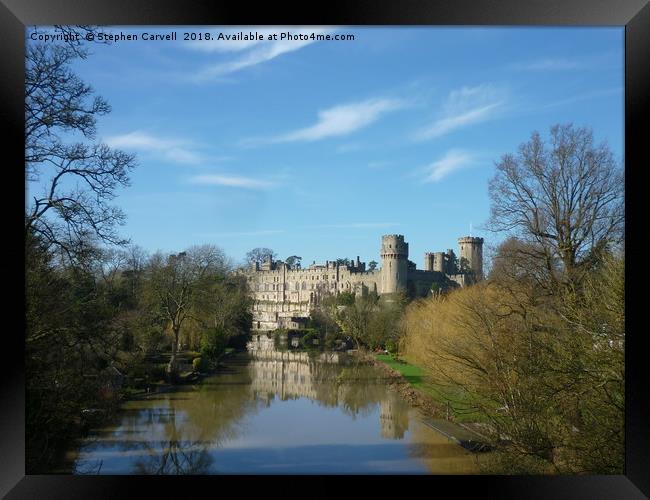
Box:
[423,252,435,271]
[458,236,484,279]
[380,235,408,294]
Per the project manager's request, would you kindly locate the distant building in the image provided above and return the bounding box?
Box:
[244,234,483,331]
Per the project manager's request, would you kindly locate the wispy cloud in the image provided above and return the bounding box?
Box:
[189,174,278,190]
[538,87,623,110]
[336,142,364,154]
[188,27,336,81]
[105,131,204,165]
[367,160,392,170]
[509,51,622,72]
[313,222,400,229]
[422,150,474,183]
[196,229,285,238]
[184,29,273,53]
[511,58,583,71]
[245,98,406,146]
[414,84,506,140]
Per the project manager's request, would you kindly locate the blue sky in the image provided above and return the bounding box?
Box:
[27,27,624,267]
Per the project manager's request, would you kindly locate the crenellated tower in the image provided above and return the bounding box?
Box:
[458,236,484,279]
[380,234,408,294]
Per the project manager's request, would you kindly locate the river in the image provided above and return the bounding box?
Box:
[69,342,478,474]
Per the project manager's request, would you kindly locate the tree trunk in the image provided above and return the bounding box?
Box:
[167,326,180,381]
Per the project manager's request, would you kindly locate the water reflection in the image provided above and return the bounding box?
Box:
[247,346,408,438]
[71,343,477,474]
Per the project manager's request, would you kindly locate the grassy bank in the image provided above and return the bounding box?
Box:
[374,354,484,423]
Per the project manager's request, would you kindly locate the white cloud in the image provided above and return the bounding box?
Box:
[189,174,277,190]
[367,160,392,169]
[538,87,623,110]
[196,229,285,238]
[510,51,622,72]
[415,84,506,140]
[314,222,400,229]
[190,27,335,81]
[262,98,406,144]
[184,29,272,53]
[105,131,203,165]
[512,58,582,71]
[336,142,364,154]
[423,150,474,183]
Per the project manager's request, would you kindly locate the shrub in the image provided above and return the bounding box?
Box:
[192,357,206,372]
[300,330,320,349]
[337,291,355,306]
[200,327,227,363]
[148,363,168,381]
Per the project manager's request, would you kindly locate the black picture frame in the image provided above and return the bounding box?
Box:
[2,1,648,497]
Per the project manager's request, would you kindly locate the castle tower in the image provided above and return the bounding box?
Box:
[424,252,435,271]
[433,251,446,273]
[380,235,408,294]
[458,236,484,278]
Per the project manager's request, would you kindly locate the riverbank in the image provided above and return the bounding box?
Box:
[55,349,241,473]
[124,348,239,400]
[359,350,492,452]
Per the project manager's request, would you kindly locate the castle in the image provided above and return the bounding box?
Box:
[245,234,484,331]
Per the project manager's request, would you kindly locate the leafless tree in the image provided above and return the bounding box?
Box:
[25,27,136,261]
[487,124,623,290]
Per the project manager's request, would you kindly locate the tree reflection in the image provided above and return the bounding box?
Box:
[246,348,411,438]
[73,351,418,474]
[132,440,213,474]
[130,361,260,474]
[74,357,261,474]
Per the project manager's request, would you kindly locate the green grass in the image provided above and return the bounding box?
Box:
[376,354,427,388]
[375,354,487,423]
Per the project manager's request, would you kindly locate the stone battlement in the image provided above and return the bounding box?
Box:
[245,233,483,331]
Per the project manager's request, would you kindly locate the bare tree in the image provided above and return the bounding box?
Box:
[487,124,623,290]
[144,245,228,378]
[25,28,136,260]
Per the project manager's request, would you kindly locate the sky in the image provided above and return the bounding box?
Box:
[26,26,624,268]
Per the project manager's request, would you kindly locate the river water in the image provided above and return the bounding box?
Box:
[70,343,477,474]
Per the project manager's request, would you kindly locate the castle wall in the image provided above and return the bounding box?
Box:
[407,269,447,296]
[245,233,482,331]
[246,263,383,330]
